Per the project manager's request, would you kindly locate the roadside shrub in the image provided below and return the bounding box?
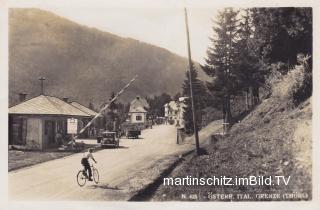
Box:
[270,54,312,105]
[272,65,304,99]
[293,54,312,104]
[263,62,286,99]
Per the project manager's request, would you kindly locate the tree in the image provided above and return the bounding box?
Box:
[183,63,207,134]
[88,100,95,111]
[173,92,182,102]
[103,92,119,131]
[250,8,312,71]
[201,7,312,127]
[201,8,240,125]
[109,92,117,111]
[247,8,312,101]
[236,9,263,108]
[147,93,172,117]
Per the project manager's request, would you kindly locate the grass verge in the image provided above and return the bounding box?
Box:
[151,97,311,201]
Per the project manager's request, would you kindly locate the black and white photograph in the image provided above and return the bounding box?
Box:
[1,0,319,209]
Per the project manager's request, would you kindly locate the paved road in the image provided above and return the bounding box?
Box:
[9,124,194,201]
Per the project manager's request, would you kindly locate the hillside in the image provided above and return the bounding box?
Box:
[152,65,312,201]
[9,8,204,107]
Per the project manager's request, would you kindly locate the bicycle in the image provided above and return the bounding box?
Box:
[77,164,99,187]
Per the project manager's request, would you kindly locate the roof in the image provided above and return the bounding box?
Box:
[129,106,147,113]
[129,96,149,113]
[179,97,188,102]
[9,95,90,117]
[70,101,99,117]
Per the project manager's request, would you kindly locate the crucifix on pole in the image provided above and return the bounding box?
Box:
[39,77,46,95]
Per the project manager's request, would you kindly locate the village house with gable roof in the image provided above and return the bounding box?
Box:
[128,95,149,125]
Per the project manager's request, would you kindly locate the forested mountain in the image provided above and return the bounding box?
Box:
[9,8,205,107]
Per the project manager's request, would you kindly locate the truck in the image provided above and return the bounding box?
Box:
[121,122,145,139]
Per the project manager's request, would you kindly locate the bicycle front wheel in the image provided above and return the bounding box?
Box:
[77,170,87,187]
[92,168,99,184]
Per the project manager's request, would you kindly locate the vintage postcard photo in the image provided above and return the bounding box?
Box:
[2,0,319,207]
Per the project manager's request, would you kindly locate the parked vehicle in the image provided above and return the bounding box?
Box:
[168,119,175,125]
[127,130,141,139]
[121,122,144,139]
[97,131,119,148]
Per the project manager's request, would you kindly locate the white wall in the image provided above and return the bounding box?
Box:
[26,118,42,150]
[130,112,146,123]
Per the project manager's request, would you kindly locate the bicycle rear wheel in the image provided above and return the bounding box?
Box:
[77,170,87,187]
[92,167,99,184]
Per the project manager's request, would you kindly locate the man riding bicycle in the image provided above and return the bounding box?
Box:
[81,148,97,181]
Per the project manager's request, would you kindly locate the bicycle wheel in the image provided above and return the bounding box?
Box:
[77,170,87,187]
[92,167,99,184]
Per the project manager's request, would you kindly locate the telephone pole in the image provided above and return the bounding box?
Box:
[184,7,200,155]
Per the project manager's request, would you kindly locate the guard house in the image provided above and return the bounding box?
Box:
[9,95,91,150]
[128,96,149,124]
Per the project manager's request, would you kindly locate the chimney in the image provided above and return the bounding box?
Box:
[19,93,27,103]
[62,97,69,103]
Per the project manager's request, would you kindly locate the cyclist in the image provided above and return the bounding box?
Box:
[81,148,97,181]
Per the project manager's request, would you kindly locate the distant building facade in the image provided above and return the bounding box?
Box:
[164,101,179,122]
[164,97,187,128]
[128,96,149,125]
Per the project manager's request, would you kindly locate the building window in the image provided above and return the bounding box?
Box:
[136,115,142,121]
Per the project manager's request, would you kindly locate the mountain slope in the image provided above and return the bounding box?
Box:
[152,64,312,201]
[9,8,199,107]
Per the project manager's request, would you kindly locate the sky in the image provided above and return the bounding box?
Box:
[36,7,218,64]
[10,0,315,64]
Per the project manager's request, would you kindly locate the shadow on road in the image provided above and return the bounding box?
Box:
[121,137,145,140]
[117,146,130,149]
[87,184,123,190]
[101,146,130,149]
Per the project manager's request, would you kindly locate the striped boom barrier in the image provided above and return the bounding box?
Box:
[73,75,138,140]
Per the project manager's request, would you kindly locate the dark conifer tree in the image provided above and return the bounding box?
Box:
[183,63,207,134]
[201,8,240,125]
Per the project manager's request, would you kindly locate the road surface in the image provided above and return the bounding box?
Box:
[9,124,194,201]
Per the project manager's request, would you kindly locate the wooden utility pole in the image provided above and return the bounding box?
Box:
[39,77,46,95]
[184,7,200,155]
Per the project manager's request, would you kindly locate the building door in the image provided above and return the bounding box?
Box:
[44,120,56,147]
[9,116,27,145]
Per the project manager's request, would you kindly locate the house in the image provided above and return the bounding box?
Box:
[9,94,91,150]
[164,101,179,123]
[176,97,188,128]
[128,96,149,124]
[164,97,187,128]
